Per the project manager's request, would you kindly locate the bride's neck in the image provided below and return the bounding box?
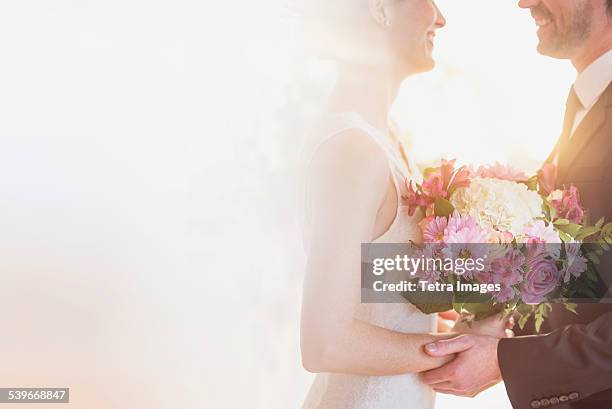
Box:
[327,64,401,141]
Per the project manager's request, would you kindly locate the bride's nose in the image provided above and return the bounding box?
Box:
[434,3,446,29]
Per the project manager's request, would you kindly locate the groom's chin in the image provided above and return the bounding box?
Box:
[536,38,572,60]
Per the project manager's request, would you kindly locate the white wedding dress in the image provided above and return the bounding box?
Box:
[300,112,437,409]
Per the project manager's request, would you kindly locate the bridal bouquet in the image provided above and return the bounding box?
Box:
[402,159,612,332]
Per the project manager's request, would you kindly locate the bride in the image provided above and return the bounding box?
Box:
[299,1,509,408]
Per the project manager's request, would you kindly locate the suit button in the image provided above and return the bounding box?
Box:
[540,398,551,407]
[531,400,542,408]
[569,392,580,400]
[550,397,560,405]
[559,395,569,402]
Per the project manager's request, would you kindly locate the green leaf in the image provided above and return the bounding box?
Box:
[524,176,538,191]
[434,197,455,218]
[411,303,453,314]
[556,223,581,238]
[581,286,598,298]
[576,226,601,241]
[535,312,544,333]
[554,218,570,226]
[539,302,552,318]
[549,205,558,220]
[518,313,530,330]
[564,303,578,315]
[401,285,453,314]
[558,231,573,243]
[595,217,605,229]
[587,252,600,264]
[586,268,598,282]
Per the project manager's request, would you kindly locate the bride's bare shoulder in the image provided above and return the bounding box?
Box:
[308,129,388,181]
[306,129,390,203]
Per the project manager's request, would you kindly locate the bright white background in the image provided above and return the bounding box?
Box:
[0,1,574,408]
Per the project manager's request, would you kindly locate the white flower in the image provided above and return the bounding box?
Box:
[547,189,563,202]
[450,177,543,236]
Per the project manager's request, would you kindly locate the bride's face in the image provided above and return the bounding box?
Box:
[385,0,446,74]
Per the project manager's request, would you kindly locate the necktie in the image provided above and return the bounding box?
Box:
[547,87,583,164]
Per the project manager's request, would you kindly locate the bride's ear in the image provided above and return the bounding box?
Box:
[368,0,390,28]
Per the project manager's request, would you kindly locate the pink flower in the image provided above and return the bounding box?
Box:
[445,210,478,236]
[443,212,491,278]
[412,244,445,284]
[476,162,528,182]
[422,171,447,198]
[420,159,472,200]
[495,285,516,303]
[537,163,557,196]
[423,216,448,243]
[445,226,490,244]
[407,160,471,218]
[520,253,560,304]
[443,159,471,195]
[561,243,588,283]
[474,269,493,284]
[491,249,525,287]
[403,180,431,216]
[522,220,561,246]
[549,185,585,224]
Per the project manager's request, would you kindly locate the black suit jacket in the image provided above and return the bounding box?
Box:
[498,83,612,409]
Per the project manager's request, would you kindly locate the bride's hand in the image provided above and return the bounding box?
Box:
[452,313,514,338]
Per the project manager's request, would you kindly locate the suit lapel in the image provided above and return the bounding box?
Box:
[558,83,612,181]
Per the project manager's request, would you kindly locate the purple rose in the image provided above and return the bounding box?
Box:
[520,254,560,304]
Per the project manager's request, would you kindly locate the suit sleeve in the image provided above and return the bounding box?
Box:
[498,312,612,409]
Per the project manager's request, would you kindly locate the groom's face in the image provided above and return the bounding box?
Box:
[519,0,594,59]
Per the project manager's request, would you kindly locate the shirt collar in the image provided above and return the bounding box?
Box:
[573,49,612,110]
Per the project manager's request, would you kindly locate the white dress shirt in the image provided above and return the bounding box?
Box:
[571,49,612,137]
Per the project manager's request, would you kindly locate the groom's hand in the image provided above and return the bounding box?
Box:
[420,334,502,397]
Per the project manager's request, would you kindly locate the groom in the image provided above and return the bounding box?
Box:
[421,0,612,408]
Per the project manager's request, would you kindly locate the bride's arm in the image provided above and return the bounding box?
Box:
[300,131,454,376]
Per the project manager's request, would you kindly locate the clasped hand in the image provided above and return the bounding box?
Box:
[422,313,514,397]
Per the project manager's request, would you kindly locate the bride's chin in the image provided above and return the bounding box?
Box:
[389,53,435,79]
[402,59,435,76]
[417,55,436,73]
